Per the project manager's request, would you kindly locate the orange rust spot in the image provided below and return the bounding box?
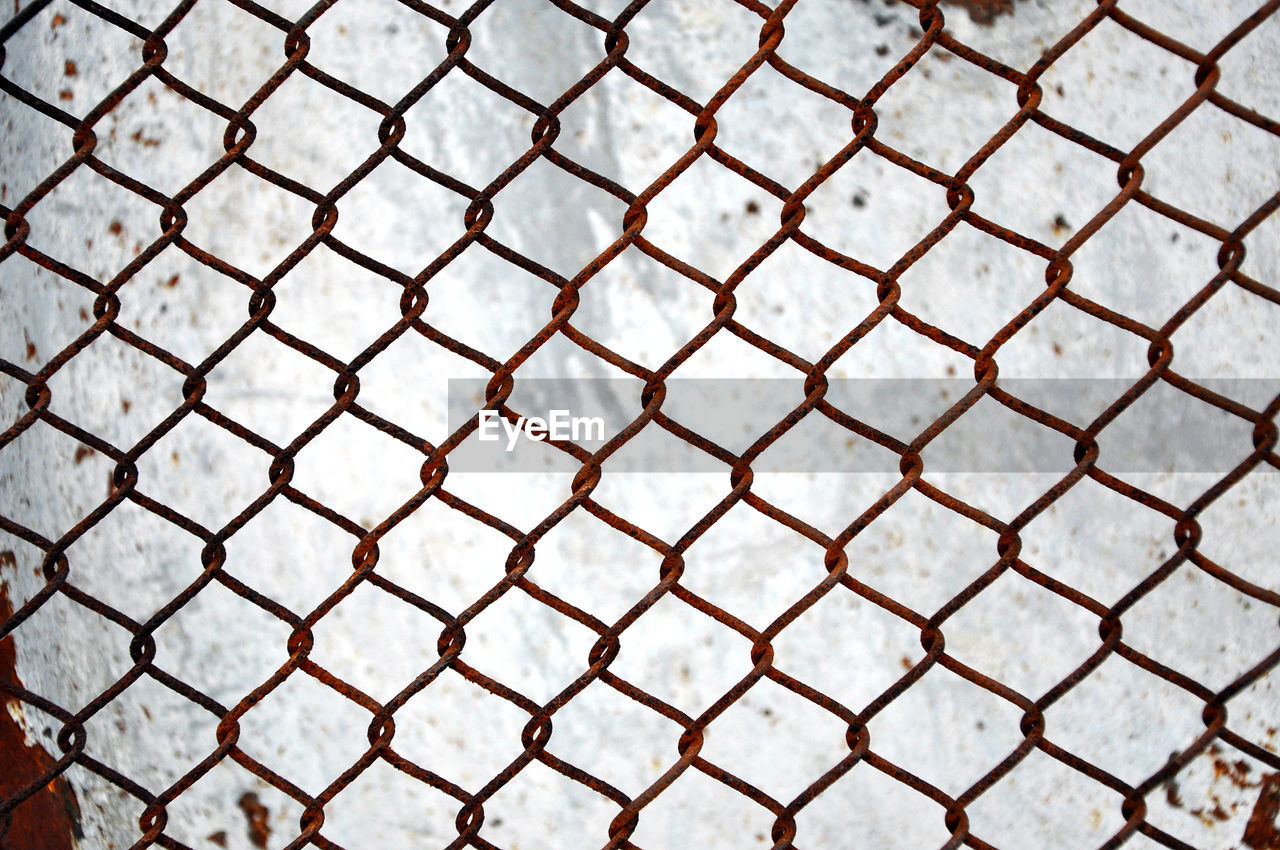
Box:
[50,12,67,28]
[108,220,124,236]
[1244,773,1280,849]
[57,89,73,101]
[1214,755,1257,789]
[130,129,162,148]
[940,0,1017,25]
[238,792,271,849]
[163,274,180,288]
[0,584,82,849]
[73,446,94,465]
[63,60,77,77]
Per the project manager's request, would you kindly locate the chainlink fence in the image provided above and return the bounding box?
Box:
[1,0,1279,847]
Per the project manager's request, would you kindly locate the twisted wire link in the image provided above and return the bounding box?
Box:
[1,0,1278,846]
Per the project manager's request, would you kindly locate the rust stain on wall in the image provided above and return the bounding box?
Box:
[1244,774,1280,850]
[941,0,1019,24]
[237,792,271,849]
[0,581,82,850]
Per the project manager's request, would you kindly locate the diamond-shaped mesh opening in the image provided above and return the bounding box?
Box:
[400,68,538,189]
[319,756,459,847]
[608,592,755,717]
[964,747,1129,849]
[112,243,251,366]
[236,671,372,795]
[465,0,607,106]
[330,156,471,275]
[150,577,294,706]
[479,757,619,850]
[554,68,694,194]
[678,501,829,630]
[246,72,384,193]
[289,412,426,525]
[307,577,446,702]
[521,507,661,625]
[268,243,405,362]
[485,155,629,277]
[132,412,271,530]
[63,498,206,623]
[390,667,532,790]
[942,569,1100,698]
[969,120,1123,249]
[622,0,763,106]
[713,62,855,192]
[1038,17,1197,152]
[81,672,222,793]
[91,74,228,197]
[459,587,599,704]
[841,486,1001,617]
[994,292,1153,381]
[1142,103,1280,227]
[873,44,1022,173]
[0,420,115,539]
[1045,653,1208,785]
[1122,563,1280,691]
[638,154,783,283]
[302,0,450,106]
[868,663,1027,798]
[567,244,713,369]
[0,0,138,117]
[629,764,778,850]
[545,678,682,797]
[202,328,338,446]
[21,162,161,280]
[180,163,318,279]
[44,331,185,448]
[701,678,850,803]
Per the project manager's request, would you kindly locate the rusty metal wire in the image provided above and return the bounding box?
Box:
[1,0,1278,847]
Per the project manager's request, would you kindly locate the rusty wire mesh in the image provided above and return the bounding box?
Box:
[1,0,1279,847]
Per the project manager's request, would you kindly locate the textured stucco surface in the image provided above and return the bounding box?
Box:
[1,0,1278,847]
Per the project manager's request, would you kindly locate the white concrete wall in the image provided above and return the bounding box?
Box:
[1,0,1277,847]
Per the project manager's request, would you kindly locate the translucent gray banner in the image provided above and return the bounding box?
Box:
[444,379,1278,473]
